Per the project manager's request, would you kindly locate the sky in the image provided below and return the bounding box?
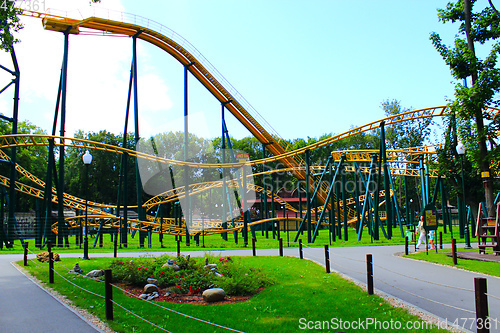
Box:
[0,0,485,142]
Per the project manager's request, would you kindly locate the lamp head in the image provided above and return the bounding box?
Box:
[82,150,93,165]
[456,141,465,155]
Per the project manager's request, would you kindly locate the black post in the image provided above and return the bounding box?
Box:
[452,238,457,265]
[404,236,408,256]
[366,254,373,295]
[279,238,283,257]
[105,269,113,320]
[177,238,181,256]
[298,239,303,259]
[252,238,256,256]
[113,230,118,258]
[24,241,28,266]
[439,231,443,250]
[474,277,489,333]
[48,241,54,284]
[324,245,330,273]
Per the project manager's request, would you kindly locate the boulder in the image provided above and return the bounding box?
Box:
[162,262,180,271]
[202,288,226,303]
[36,252,60,263]
[147,278,159,286]
[69,263,83,274]
[86,269,104,278]
[204,264,217,270]
[144,283,159,293]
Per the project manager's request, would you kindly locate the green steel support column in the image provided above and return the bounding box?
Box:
[6,47,19,248]
[298,180,303,219]
[388,173,405,237]
[262,143,271,238]
[241,161,249,246]
[312,155,345,242]
[341,167,348,241]
[440,178,448,233]
[183,63,194,246]
[118,59,135,248]
[56,29,71,247]
[329,160,335,242]
[457,196,464,238]
[336,175,341,239]
[305,149,311,243]
[220,101,232,241]
[405,176,410,226]
[373,151,382,241]
[354,167,361,233]
[0,189,4,249]
[380,121,392,239]
[425,159,431,208]
[419,156,427,209]
[132,32,146,248]
[356,160,374,240]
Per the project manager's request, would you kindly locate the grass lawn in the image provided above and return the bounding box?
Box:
[404,247,500,277]
[20,255,452,332]
[2,224,468,255]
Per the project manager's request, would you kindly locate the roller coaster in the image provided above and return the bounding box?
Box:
[0,8,496,249]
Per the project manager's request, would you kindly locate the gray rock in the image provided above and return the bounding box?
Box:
[139,293,148,300]
[86,269,104,278]
[162,262,180,271]
[146,292,159,301]
[204,264,217,269]
[202,288,226,303]
[72,263,83,274]
[144,283,159,293]
[147,278,158,286]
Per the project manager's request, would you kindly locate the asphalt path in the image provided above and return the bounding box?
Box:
[1,243,499,332]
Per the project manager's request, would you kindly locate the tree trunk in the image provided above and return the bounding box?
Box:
[464,0,495,216]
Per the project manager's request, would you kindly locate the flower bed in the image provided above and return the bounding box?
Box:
[108,254,273,301]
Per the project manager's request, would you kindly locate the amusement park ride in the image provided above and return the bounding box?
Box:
[0,8,499,255]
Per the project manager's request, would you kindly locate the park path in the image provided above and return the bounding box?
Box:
[1,243,499,332]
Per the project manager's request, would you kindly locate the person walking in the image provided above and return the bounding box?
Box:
[415,215,426,250]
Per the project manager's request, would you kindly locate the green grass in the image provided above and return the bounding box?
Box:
[2,224,468,255]
[404,248,500,277]
[20,255,452,332]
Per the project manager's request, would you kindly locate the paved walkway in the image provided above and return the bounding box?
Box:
[1,243,499,332]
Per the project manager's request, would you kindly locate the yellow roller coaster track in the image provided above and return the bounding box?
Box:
[8,10,498,237]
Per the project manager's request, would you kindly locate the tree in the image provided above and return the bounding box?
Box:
[0,2,22,52]
[381,99,433,150]
[430,0,500,215]
[0,117,47,210]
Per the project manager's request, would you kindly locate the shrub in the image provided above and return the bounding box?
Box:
[108,255,272,296]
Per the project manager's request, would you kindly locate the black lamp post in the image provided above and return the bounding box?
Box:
[456,142,472,249]
[83,150,93,259]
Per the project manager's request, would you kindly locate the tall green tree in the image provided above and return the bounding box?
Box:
[430,0,500,215]
[0,2,22,52]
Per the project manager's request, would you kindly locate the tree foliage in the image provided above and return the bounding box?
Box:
[0,2,23,52]
[430,0,500,179]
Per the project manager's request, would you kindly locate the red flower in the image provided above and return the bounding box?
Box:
[138,266,143,270]
[160,270,165,276]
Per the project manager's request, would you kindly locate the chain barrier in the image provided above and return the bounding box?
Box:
[111,283,245,333]
[24,245,245,332]
[110,300,172,333]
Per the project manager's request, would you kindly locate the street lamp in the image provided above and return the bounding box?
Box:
[82,150,93,259]
[456,142,472,249]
